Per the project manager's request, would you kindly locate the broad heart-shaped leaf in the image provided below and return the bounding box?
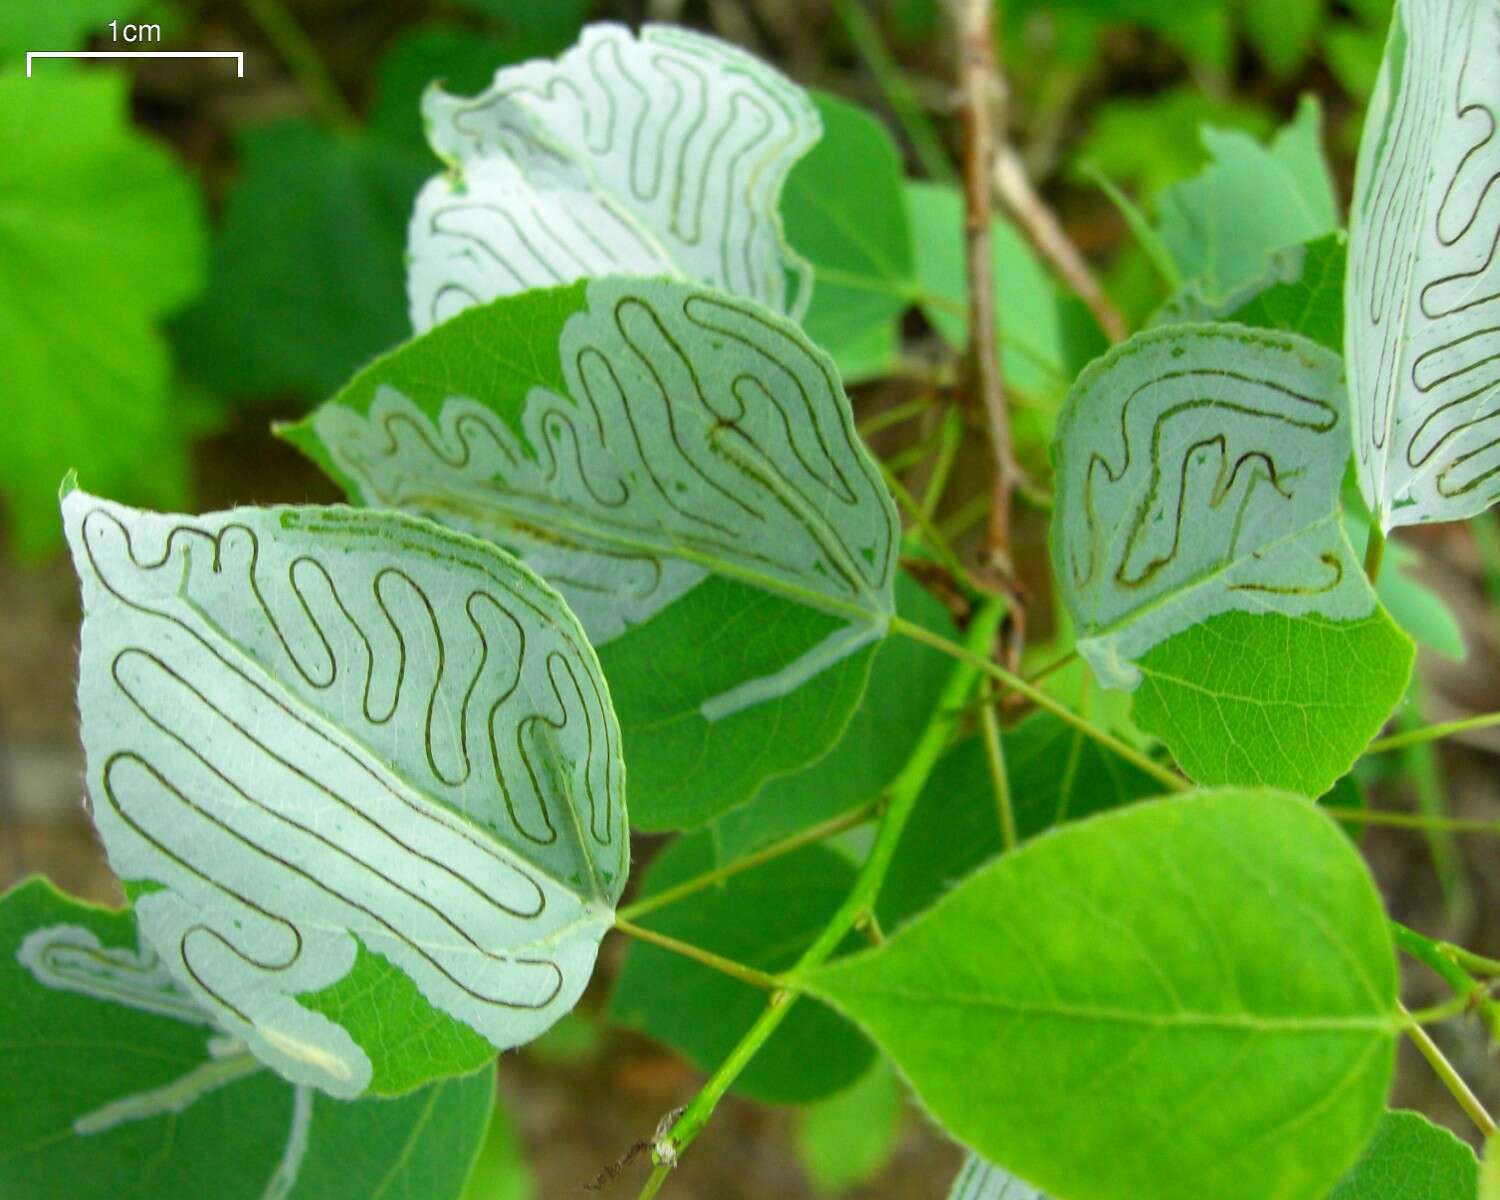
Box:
[406,22,819,332]
[286,275,898,828]
[781,91,915,384]
[1327,1110,1478,1199]
[805,790,1401,1200]
[1345,0,1500,531]
[947,1154,1048,1199]
[0,877,495,1200]
[62,488,626,1098]
[1050,323,1414,796]
[608,831,873,1103]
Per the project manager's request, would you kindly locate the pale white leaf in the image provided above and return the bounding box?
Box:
[407,22,820,331]
[63,489,626,1097]
[1345,0,1500,529]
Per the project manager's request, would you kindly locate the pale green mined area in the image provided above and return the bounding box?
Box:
[808,791,1399,1200]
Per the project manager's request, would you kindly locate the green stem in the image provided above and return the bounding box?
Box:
[1331,808,1500,835]
[880,462,986,596]
[617,801,880,922]
[612,917,783,992]
[1395,686,1469,918]
[921,408,964,521]
[1447,943,1500,978]
[1401,1002,1497,1138]
[240,0,358,132]
[979,698,1017,851]
[938,491,991,541]
[1393,922,1500,1042]
[1363,523,1387,585]
[858,395,938,439]
[644,600,1007,1190]
[830,0,958,183]
[1366,709,1500,754]
[888,615,1187,792]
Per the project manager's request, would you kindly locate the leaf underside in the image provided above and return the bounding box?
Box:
[64,489,625,1097]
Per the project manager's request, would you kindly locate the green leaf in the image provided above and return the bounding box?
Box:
[1071,86,1275,204]
[947,1153,1049,1199]
[781,91,915,383]
[1050,323,1413,795]
[1484,1128,1500,1200]
[460,1094,536,1200]
[63,489,626,1096]
[1328,1110,1477,1198]
[713,571,956,859]
[287,276,898,828]
[0,67,204,558]
[0,0,150,61]
[1243,0,1328,79]
[879,712,1161,930]
[796,1060,903,1195]
[407,24,819,330]
[446,0,589,45]
[0,877,494,1199]
[1153,233,1346,353]
[174,119,428,399]
[1157,97,1339,302]
[368,26,517,154]
[905,181,1106,400]
[806,790,1400,1200]
[609,832,873,1104]
[1345,0,1500,530]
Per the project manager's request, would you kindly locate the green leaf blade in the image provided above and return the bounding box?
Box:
[0,878,496,1200]
[807,790,1399,1200]
[1328,1109,1478,1199]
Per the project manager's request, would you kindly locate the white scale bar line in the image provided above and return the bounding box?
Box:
[27,52,245,78]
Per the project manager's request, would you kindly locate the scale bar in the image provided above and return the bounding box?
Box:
[26,51,244,78]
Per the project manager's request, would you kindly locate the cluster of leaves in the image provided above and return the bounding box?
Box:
[4,2,1500,1199]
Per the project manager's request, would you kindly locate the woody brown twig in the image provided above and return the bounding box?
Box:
[953,0,1017,575]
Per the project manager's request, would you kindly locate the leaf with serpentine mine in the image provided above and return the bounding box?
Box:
[1345,0,1500,530]
[406,23,820,332]
[62,486,625,1097]
[1050,323,1413,795]
[285,276,898,827]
